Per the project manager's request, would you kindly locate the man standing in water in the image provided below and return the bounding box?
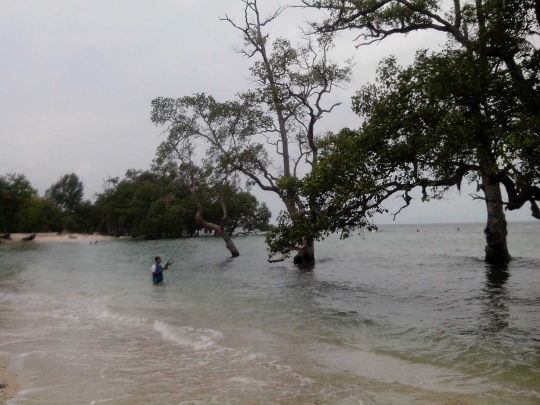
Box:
[151,256,169,284]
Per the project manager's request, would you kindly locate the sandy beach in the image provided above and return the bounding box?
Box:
[1,233,119,244]
[0,356,19,405]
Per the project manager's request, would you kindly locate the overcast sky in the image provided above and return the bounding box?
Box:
[1,0,535,224]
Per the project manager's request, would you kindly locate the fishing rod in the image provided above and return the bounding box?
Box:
[164,238,186,266]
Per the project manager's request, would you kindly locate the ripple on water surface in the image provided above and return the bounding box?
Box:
[0,222,539,404]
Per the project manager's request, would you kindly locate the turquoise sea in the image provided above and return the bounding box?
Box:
[0,222,539,404]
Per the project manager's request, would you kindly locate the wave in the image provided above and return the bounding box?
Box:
[153,320,222,350]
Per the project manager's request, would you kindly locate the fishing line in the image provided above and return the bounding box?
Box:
[164,237,187,266]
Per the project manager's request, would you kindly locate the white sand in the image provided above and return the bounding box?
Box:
[2,233,120,244]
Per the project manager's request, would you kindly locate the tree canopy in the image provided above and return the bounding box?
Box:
[94,167,270,243]
[152,0,352,263]
[0,169,270,241]
[0,174,39,233]
[46,173,84,213]
[287,0,540,263]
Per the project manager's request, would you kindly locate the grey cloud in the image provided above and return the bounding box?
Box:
[0,0,533,223]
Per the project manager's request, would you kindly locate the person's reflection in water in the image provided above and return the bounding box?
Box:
[480,262,510,334]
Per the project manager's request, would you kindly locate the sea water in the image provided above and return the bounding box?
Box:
[0,222,539,404]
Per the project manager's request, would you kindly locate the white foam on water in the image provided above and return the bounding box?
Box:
[227,376,268,387]
[292,373,315,387]
[1,291,322,403]
[153,320,221,350]
[198,328,224,340]
[97,308,148,327]
[244,352,267,361]
[67,300,226,354]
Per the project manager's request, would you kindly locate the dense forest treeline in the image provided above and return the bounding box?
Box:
[0,171,272,238]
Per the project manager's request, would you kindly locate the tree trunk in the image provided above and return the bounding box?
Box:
[482,179,510,264]
[477,145,511,264]
[293,238,315,265]
[195,212,240,257]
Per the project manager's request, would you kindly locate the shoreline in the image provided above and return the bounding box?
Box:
[0,233,263,245]
[0,355,19,404]
[0,233,121,244]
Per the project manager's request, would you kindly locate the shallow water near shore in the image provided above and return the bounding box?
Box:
[0,222,539,404]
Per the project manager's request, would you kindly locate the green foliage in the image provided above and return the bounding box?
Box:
[46,173,84,213]
[268,0,540,249]
[72,201,100,234]
[225,192,272,235]
[276,176,302,200]
[93,167,269,238]
[249,202,272,232]
[151,93,272,189]
[16,198,63,233]
[42,173,101,233]
[265,210,316,257]
[223,191,258,235]
[150,3,352,261]
[294,44,539,239]
[94,170,192,237]
[0,169,268,238]
[0,174,38,232]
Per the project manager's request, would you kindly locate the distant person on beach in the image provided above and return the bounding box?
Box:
[151,256,169,284]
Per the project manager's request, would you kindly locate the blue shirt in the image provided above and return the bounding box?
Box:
[152,263,164,284]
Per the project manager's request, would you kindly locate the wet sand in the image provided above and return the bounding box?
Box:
[0,356,19,404]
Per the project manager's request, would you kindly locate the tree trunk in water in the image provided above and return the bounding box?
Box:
[195,212,239,257]
[293,238,315,265]
[482,180,510,264]
[476,146,510,264]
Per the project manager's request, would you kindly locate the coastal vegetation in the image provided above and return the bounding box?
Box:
[0,171,271,244]
[2,0,538,265]
[263,0,540,264]
[150,0,539,264]
[152,0,352,264]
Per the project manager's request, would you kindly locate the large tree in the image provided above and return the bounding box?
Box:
[222,191,270,236]
[152,0,352,264]
[152,94,256,257]
[94,169,192,238]
[240,201,272,234]
[46,173,84,213]
[15,198,63,233]
[0,174,38,233]
[300,0,540,262]
[300,48,540,262]
[176,162,242,257]
[45,173,100,233]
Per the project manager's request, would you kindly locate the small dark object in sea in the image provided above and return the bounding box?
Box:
[0,233,10,240]
[22,234,36,241]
